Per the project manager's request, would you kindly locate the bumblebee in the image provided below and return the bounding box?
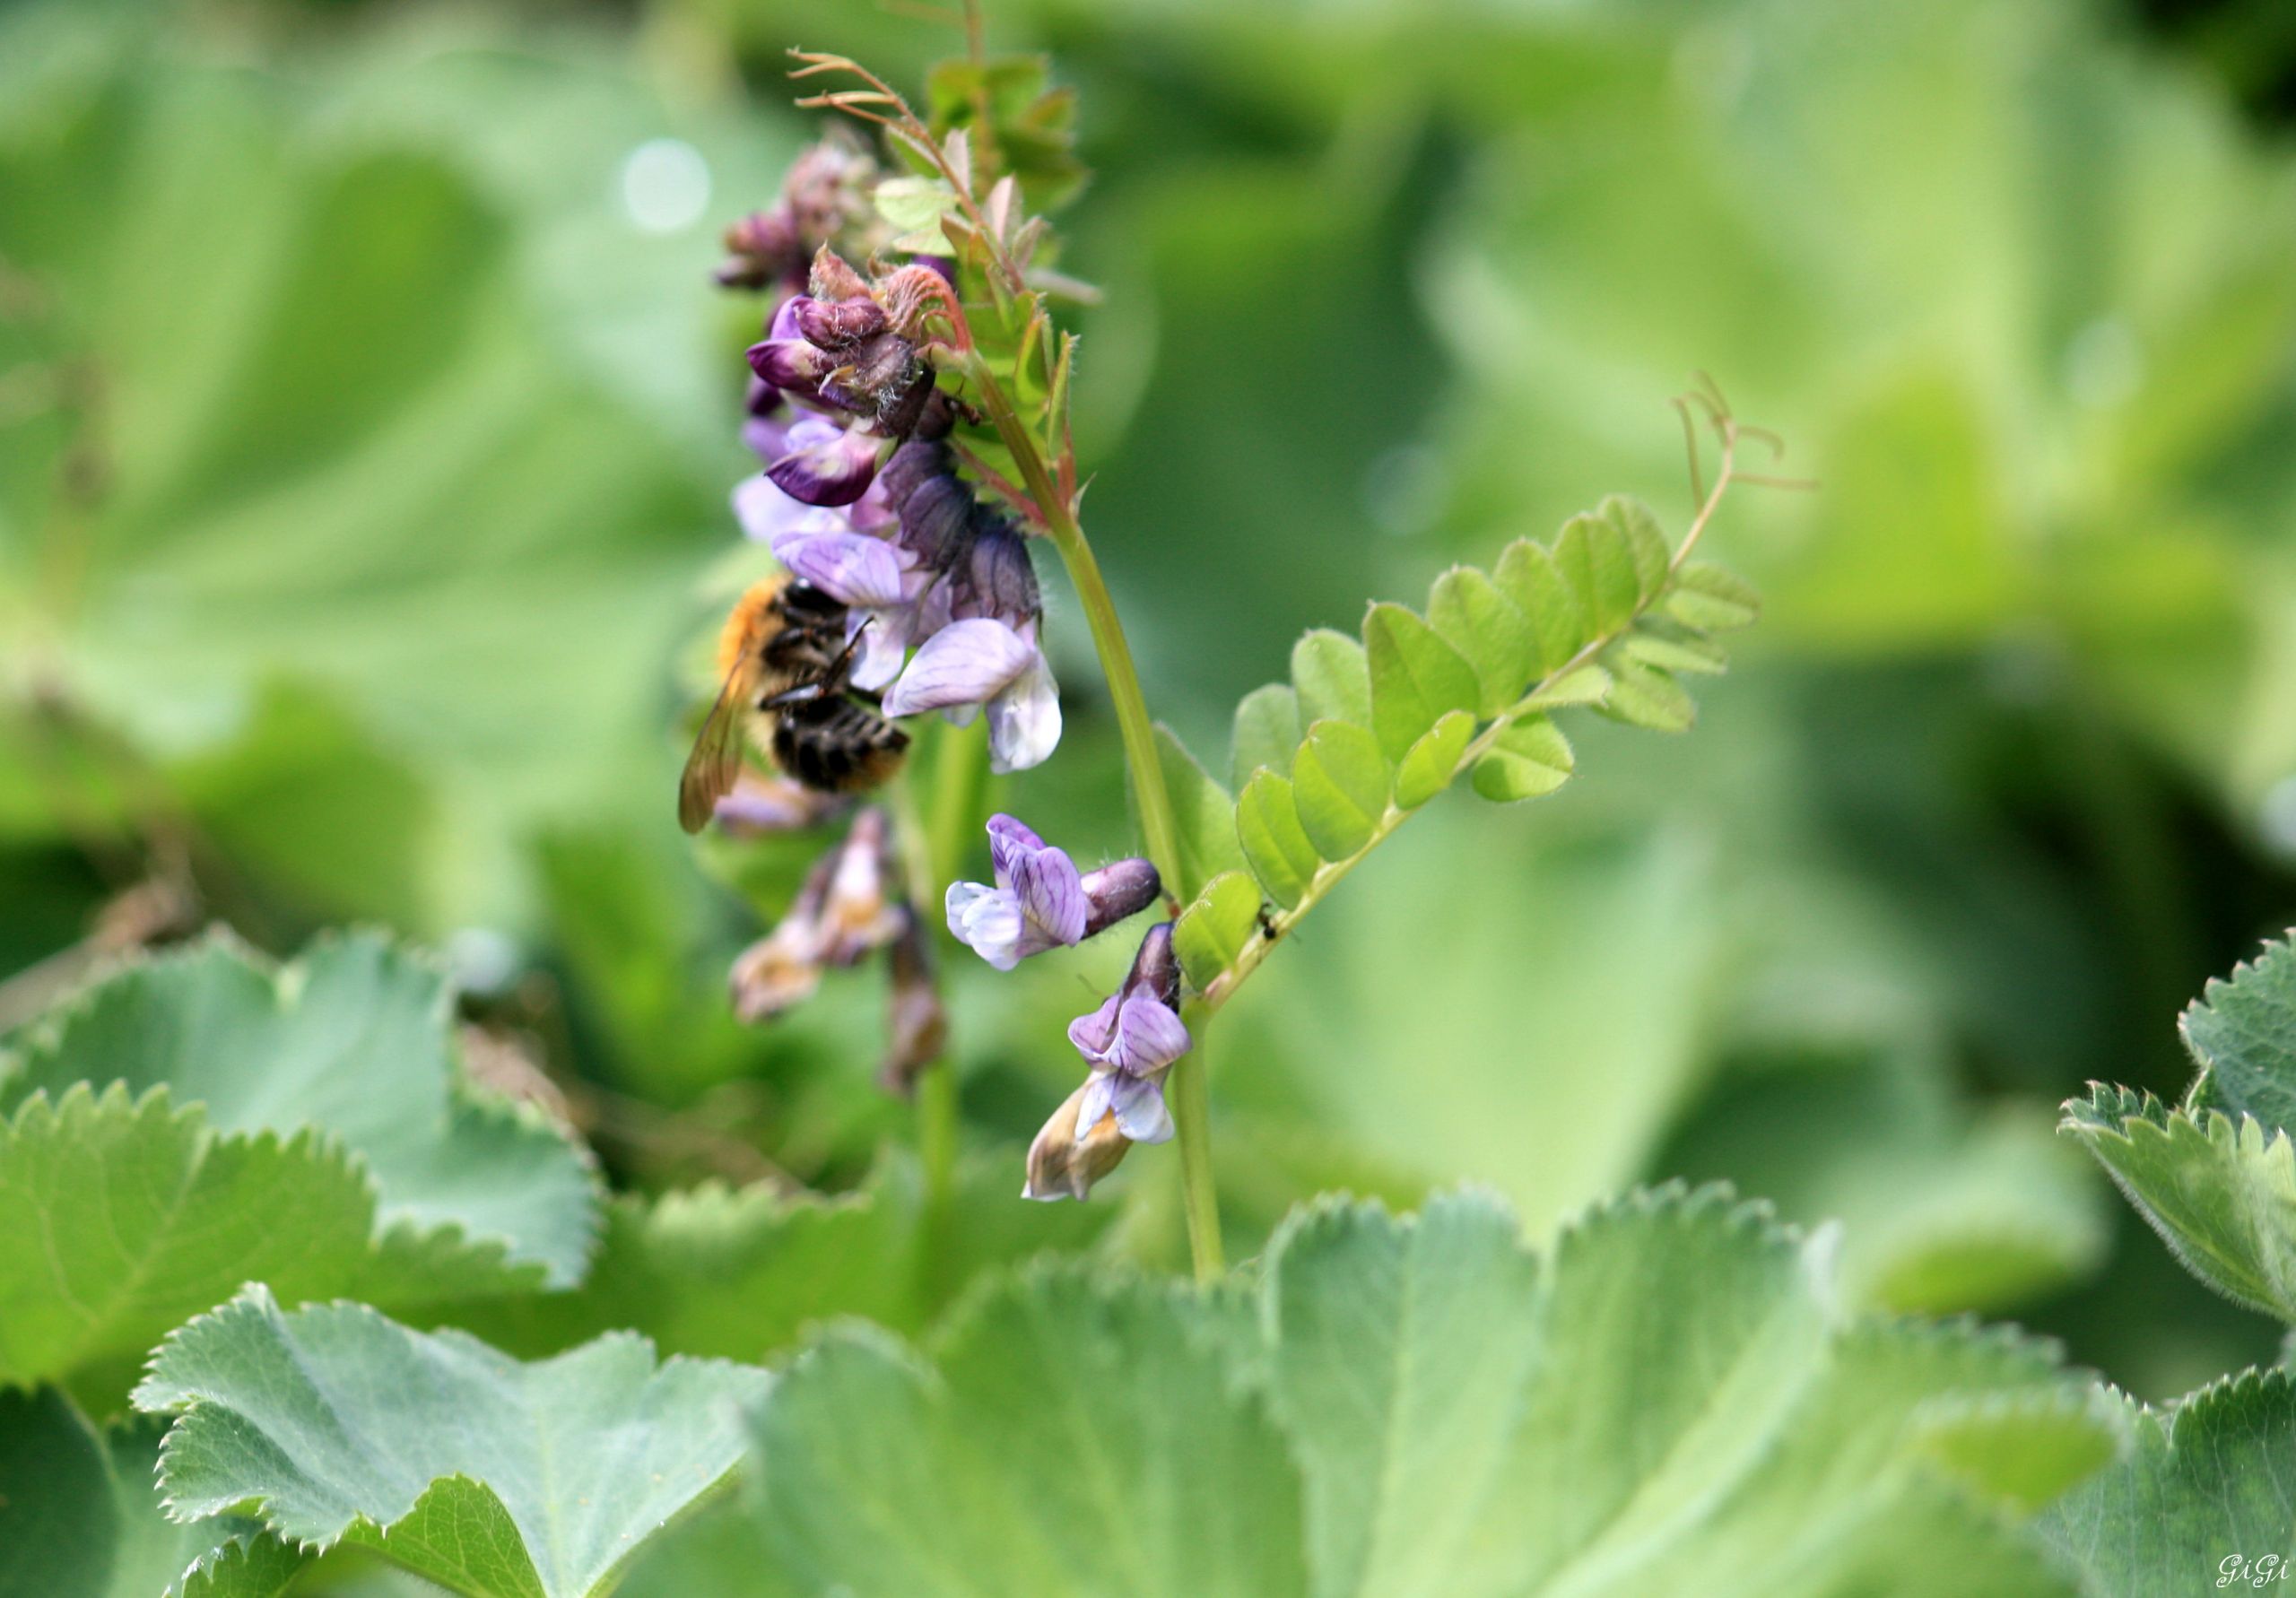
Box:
[678,577,909,832]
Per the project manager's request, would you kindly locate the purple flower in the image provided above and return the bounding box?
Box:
[881,617,1061,773]
[1066,922,1190,1144]
[765,415,887,507]
[944,815,1160,970]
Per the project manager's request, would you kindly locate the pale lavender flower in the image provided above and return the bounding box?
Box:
[882,617,1061,773]
[944,815,1160,970]
[1068,922,1189,1144]
[728,809,904,1022]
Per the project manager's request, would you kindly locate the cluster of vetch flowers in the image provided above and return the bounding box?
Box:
[943,815,1187,1200]
[703,142,1189,1196]
[734,243,1060,776]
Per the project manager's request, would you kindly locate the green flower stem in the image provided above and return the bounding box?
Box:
[952,352,1185,895]
[953,348,1221,1281]
[1171,1003,1225,1281]
[884,767,959,1213]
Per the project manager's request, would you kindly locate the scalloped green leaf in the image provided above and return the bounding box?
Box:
[1668,560,1762,631]
[1364,602,1483,764]
[1470,716,1574,803]
[1554,508,1641,635]
[736,1188,2097,1597]
[0,1385,303,1598]
[0,930,598,1286]
[1231,682,1304,788]
[2036,1373,2296,1593]
[1152,723,1248,902]
[1236,769,1320,908]
[135,1289,770,1598]
[0,1085,372,1390]
[1396,709,1476,810]
[2184,934,2296,1131]
[2063,1086,2296,1320]
[1596,656,1696,733]
[1289,720,1390,862]
[1427,568,1538,717]
[1599,494,1674,600]
[1291,628,1373,730]
[1175,872,1264,993]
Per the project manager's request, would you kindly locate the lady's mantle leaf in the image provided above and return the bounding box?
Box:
[2183,934,2296,1132]
[2034,1371,2296,1594]
[0,928,599,1287]
[2062,1085,2296,1320]
[135,1289,770,1598]
[0,1385,302,1598]
[739,1187,2105,1597]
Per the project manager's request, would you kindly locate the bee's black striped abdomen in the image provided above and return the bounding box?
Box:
[772,698,909,793]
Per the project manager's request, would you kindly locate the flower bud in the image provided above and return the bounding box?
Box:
[715,207,800,290]
[796,294,886,351]
[747,336,832,395]
[1022,1082,1132,1201]
[877,439,952,510]
[962,515,1040,629]
[809,245,874,307]
[896,472,973,569]
[1080,858,1161,936]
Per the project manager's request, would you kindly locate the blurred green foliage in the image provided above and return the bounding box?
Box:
[4,0,2296,1441]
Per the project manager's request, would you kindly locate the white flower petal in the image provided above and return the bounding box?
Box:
[986,655,1063,774]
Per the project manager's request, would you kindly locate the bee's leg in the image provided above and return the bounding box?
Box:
[761,682,829,709]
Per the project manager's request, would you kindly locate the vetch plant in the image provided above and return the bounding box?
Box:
[688,40,1791,1281]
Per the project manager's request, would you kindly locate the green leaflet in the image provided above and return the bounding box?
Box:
[1237,770,1321,908]
[1492,538,1587,673]
[1396,710,1476,810]
[738,1188,2103,1598]
[0,930,598,1287]
[1469,716,1574,803]
[1553,508,1641,635]
[1669,560,1763,631]
[1596,656,1696,733]
[1291,628,1374,729]
[1231,682,1305,788]
[135,1289,771,1598]
[1175,872,1263,992]
[0,1385,302,1598]
[1290,720,1391,861]
[1428,567,1540,717]
[1152,723,1249,900]
[1362,602,1481,764]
